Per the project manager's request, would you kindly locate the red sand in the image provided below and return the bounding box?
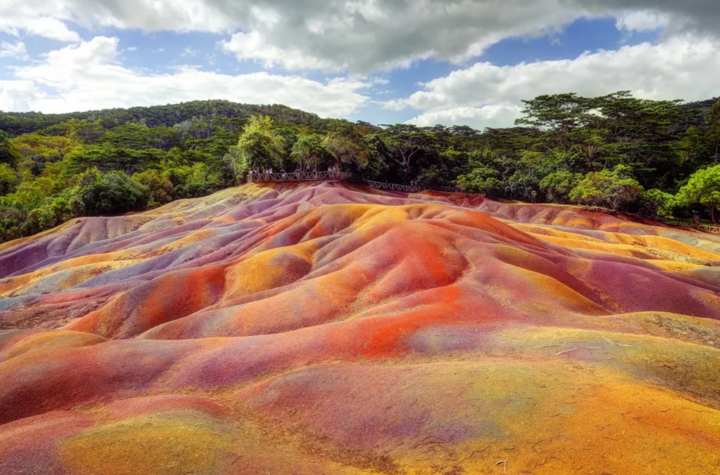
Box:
[0,182,719,474]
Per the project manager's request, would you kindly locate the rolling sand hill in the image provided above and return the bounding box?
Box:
[0,183,719,474]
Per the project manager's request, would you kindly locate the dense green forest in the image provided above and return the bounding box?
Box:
[1,93,720,243]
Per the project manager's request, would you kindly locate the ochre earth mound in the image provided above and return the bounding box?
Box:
[1,183,719,474]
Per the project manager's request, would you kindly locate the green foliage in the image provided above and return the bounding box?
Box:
[102,124,179,150]
[0,100,331,136]
[72,169,149,216]
[569,166,644,211]
[4,93,720,243]
[169,163,225,199]
[25,197,73,234]
[539,171,581,202]
[379,124,435,175]
[324,123,370,169]
[0,164,19,195]
[291,134,330,172]
[227,115,285,177]
[638,189,676,220]
[64,147,165,176]
[709,99,720,162]
[675,165,720,223]
[132,170,175,208]
[457,165,501,195]
[0,131,22,166]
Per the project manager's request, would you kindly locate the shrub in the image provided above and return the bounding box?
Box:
[73,169,149,216]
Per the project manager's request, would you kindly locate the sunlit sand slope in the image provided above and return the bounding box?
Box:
[1,183,719,474]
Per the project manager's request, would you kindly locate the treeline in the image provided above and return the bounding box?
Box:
[1,92,720,243]
[0,101,332,136]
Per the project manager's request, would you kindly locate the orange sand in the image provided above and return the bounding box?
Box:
[0,182,719,474]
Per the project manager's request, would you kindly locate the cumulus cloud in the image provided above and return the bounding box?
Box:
[0,37,371,118]
[215,0,581,73]
[615,10,669,32]
[3,0,719,72]
[392,35,720,128]
[406,105,524,129]
[0,81,45,111]
[2,0,719,124]
[220,31,341,71]
[0,41,30,60]
[573,0,720,36]
[0,2,80,42]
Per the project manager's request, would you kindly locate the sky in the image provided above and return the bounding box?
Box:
[0,0,719,129]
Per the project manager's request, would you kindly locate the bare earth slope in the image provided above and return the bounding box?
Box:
[0,183,719,475]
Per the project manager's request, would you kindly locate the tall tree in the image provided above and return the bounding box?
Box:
[290,134,329,172]
[676,165,720,223]
[226,115,285,177]
[324,124,370,170]
[380,125,434,175]
[569,165,644,211]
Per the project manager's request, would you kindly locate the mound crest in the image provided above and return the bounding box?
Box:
[1,183,719,474]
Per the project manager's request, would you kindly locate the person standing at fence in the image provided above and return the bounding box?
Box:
[294,167,301,180]
[694,214,701,226]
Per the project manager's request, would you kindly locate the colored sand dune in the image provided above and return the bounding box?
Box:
[1,182,719,474]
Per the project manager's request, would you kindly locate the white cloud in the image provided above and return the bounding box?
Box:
[2,1,720,72]
[0,1,80,42]
[182,47,199,57]
[0,81,46,111]
[1,0,719,126]
[406,105,524,129]
[391,35,720,129]
[0,36,371,118]
[220,31,342,71]
[19,17,81,42]
[0,41,30,60]
[615,10,670,32]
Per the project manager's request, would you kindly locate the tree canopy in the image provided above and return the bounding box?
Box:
[2,93,720,243]
[676,165,720,223]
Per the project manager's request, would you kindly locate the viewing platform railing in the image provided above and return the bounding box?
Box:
[247,171,462,195]
[364,180,422,193]
[246,172,720,235]
[663,219,720,234]
[247,171,353,183]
